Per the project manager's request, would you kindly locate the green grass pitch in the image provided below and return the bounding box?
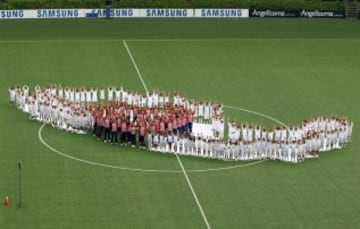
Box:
[0,18,360,229]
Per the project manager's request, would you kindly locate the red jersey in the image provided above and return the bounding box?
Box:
[150,122,157,134]
[168,122,173,132]
[160,121,165,132]
[145,108,151,117]
[140,125,146,136]
[104,118,110,128]
[111,122,117,132]
[172,119,177,129]
[187,112,193,122]
[121,122,127,132]
[96,116,102,126]
[182,117,187,127]
[176,118,182,128]
[154,120,160,132]
[130,124,136,135]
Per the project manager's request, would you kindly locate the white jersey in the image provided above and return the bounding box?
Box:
[75,91,80,102]
[69,90,75,102]
[58,87,64,99]
[115,89,121,102]
[86,90,91,103]
[122,91,128,103]
[100,89,105,101]
[91,89,98,103]
[9,88,16,102]
[141,96,147,107]
[204,104,210,120]
[107,88,113,102]
[198,104,204,117]
[80,90,86,103]
[152,93,159,107]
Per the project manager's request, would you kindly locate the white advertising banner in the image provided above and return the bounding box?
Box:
[0,8,249,19]
[194,9,249,18]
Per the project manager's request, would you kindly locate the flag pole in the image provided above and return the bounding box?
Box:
[17,162,23,209]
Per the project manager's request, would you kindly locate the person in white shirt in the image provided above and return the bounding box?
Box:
[247,125,253,142]
[115,87,121,103]
[147,92,153,108]
[99,86,105,102]
[164,93,170,106]
[69,88,75,102]
[141,95,147,108]
[159,93,164,108]
[58,85,64,100]
[23,85,30,97]
[107,86,114,102]
[74,89,80,103]
[80,87,86,104]
[197,102,204,123]
[91,87,98,103]
[85,88,91,103]
[9,87,16,103]
[152,90,159,107]
[254,126,261,140]
[204,102,211,123]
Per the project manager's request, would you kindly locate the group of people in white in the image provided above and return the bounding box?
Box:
[9,85,222,124]
[149,116,352,163]
[9,85,93,133]
[9,84,353,163]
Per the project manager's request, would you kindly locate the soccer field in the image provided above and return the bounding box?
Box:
[0,18,360,229]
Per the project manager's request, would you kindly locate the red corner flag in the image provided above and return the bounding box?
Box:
[3,195,9,206]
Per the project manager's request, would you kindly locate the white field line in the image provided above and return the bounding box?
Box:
[123,40,149,94]
[123,39,211,229]
[38,123,182,173]
[224,105,290,129]
[38,124,267,173]
[176,154,211,229]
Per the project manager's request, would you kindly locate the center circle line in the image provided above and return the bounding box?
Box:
[38,104,288,173]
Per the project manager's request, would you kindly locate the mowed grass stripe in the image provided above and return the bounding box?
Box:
[125,38,360,229]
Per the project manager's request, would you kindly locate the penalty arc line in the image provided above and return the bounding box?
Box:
[123,39,211,229]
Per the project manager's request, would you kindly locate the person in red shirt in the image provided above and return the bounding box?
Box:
[167,120,173,133]
[187,110,193,133]
[129,122,137,147]
[111,119,118,144]
[139,122,147,147]
[176,117,182,134]
[181,115,187,133]
[159,119,165,134]
[116,118,122,143]
[95,115,102,139]
[120,119,128,145]
[172,118,178,134]
[103,116,111,142]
